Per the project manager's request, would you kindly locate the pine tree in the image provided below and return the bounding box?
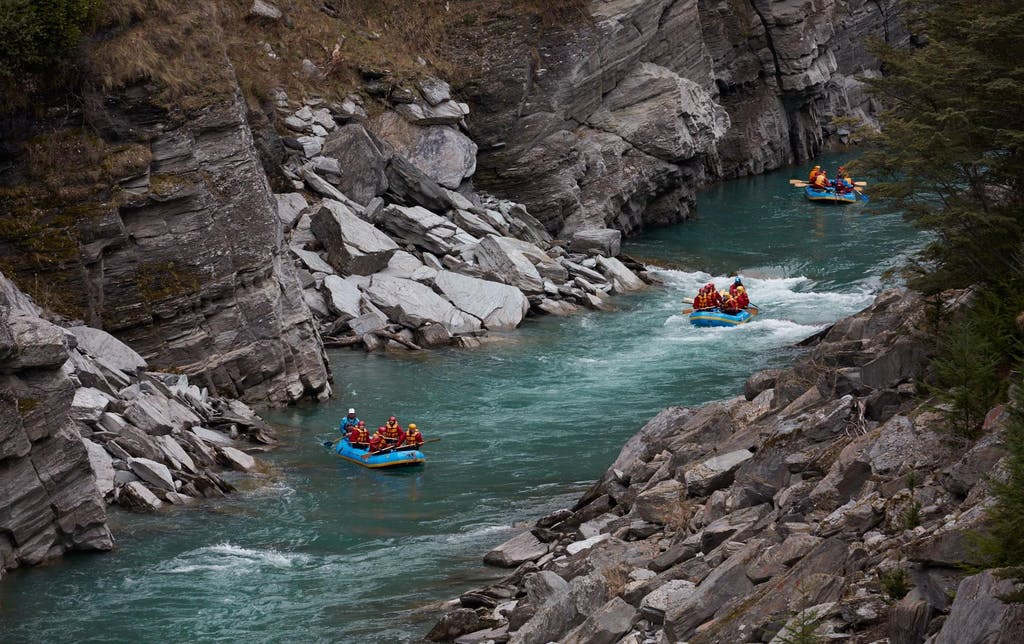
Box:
[855,0,1024,293]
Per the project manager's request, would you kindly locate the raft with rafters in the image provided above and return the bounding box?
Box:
[689,307,758,327]
[334,437,425,468]
[803,185,860,204]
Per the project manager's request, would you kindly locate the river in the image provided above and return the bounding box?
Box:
[0,159,923,642]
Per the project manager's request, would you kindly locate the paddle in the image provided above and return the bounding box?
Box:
[361,437,442,460]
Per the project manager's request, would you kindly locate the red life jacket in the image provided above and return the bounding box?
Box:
[384,421,402,439]
[404,431,422,446]
[351,427,369,444]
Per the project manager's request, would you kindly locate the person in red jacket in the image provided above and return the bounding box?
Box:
[382,416,405,446]
[368,426,388,452]
[734,285,750,309]
[348,421,370,448]
[399,423,425,450]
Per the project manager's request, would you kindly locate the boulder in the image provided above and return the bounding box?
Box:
[640,579,696,624]
[930,570,1024,643]
[595,256,645,293]
[375,112,477,189]
[561,597,636,644]
[127,457,175,492]
[155,435,197,474]
[566,533,610,555]
[473,236,544,293]
[426,608,482,642]
[699,503,770,552]
[348,310,389,336]
[632,479,687,525]
[364,275,481,335]
[483,530,548,568]
[321,275,364,320]
[67,326,147,373]
[434,271,529,330]
[744,368,782,401]
[275,192,307,228]
[218,445,257,471]
[70,387,111,423]
[570,229,622,257]
[746,534,823,583]
[384,156,455,212]
[378,204,475,255]
[291,248,334,275]
[396,101,466,126]
[310,201,398,275]
[416,75,452,105]
[379,251,434,281]
[119,481,163,512]
[249,0,282,20]
[684,449,754,498]
[319,124,391,205]
[453,209,501,238]
[82,437,115,497]
[191,427,233,446]
[663,542,759,641]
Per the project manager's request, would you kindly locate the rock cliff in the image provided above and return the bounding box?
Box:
[458,0,905,236]
[430,289,1024,643]
[1,271,287,579]
[0,274,112,578]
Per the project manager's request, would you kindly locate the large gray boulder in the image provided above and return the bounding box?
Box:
[319,123,391,205]
[127,457,175,492]
[363,275,481,335]
[384,156,455,212]
[664,542,760,641]
[684,449,755,498]
[374,112,477,189]
[67,325,147,373]
[570,229,622,257]
[473,236,545,293]
[378,204,476,255]
[321,275,365,320]
[561,597,636,644]
[483,530,548,568]
[396,100,467,126]
[928,571,1024,643]
[82,437,115,498]
[311,200,399,275]
[595,256,645,293]
[433,271,529,330]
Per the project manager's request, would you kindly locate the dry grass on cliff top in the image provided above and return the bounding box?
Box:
[83,0,589,110]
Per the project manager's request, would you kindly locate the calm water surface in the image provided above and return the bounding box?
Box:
[0,159,922,642]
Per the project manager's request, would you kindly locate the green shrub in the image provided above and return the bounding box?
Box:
[929,285,1024,438]
[0,0,101,77]
[971,388,1024,601]
[773,607,825,644]
[880,567,911,601]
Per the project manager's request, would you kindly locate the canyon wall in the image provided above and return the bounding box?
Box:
[461,0,904,236]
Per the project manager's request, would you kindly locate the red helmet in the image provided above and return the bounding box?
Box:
[378,426,386,432]
[357,420,365,426]
[388,416,397,422]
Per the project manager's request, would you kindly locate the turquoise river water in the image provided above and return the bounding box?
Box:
[0,159,924,643]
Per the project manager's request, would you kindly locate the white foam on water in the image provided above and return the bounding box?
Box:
[159,542,309,575]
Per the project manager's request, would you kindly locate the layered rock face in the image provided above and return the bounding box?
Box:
[0,274,112,578]
[1,89,332,406]
[461,0,905,236]
[1,271,282,578]
[95,92,331,405]
[430,289,1023,643]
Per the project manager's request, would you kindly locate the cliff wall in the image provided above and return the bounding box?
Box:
[459,0,905,236]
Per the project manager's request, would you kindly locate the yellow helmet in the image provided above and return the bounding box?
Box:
[408,423,417,430]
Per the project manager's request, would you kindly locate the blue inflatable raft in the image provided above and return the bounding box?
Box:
[804,185,859,204]
[334,437,425,468]
[689,307,757,327]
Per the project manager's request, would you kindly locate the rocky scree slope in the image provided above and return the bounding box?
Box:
[265,81,655,352]
[457,0,906,236]
[430,289,1024,643]
[1,272,282,579]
